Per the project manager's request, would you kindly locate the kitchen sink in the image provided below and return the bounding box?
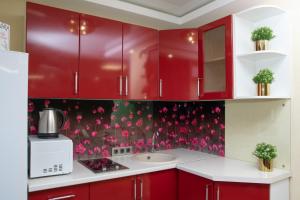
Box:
[133,153,177,163]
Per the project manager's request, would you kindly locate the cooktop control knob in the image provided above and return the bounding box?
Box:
[102,167,107,171]
[115,165,120,170]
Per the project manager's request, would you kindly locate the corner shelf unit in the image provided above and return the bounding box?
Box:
[233,5,291,99]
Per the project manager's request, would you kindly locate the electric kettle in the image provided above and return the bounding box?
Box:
[38,108,66,138]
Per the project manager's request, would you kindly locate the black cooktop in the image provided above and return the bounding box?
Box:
[79,158,128,173]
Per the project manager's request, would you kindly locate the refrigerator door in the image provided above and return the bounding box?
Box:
[0,50,28,200]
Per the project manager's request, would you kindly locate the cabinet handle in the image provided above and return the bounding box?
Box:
[74,72,78,95]
[217,186,220,200]
[119,76,123,96]
[197,78,200,97]
[205,185,209,200]
[125,76,128,96]
[159,79,163,97]
[134,178,137,200]
[48,194,76,200]
[140,178,143,200]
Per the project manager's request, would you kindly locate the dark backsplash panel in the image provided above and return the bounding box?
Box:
[28,99,225,159]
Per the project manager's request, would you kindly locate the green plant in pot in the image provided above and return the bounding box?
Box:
[253,143,277,172]
[253,68,274,96]
[251,26,275,51]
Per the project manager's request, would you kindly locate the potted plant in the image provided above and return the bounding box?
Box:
[253,143,277,172]
[252,68,274,96]
[251,26,275,51]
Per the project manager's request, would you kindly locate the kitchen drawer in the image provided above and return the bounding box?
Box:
[29,184,89,200]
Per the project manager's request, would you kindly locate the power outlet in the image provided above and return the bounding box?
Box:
[112,146,133,156]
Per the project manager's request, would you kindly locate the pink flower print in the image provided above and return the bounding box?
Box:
[91,131,97,137]
[135,139,145,150]
[111,115,116,121]
[124,101,129,107]
[44,100,50,108]
[62,99,67,103]
[103,123,110,129]
[121,116,127,122]
[173,104,178,112]
[83,139,91,145]
[219,149,225,157]
[121,130,129,138]
[210,129,216,136]
[28,102,35,112]
[101,149,110,157]
[127,121,132,127]
[145,125,151,131]
[198,126,203,131]
[167,121,172,127]
[192,110,196,115]
[86,124,90,131]
[212,144,218,151]
[62,119,70,131]
[74,129,80,135]
[92,109,97,114]
[215,106,221,113]
[191,138,199,146]
[175,121,179,125]
[191,119,197,126]
[162,107,168,113]
[172,114,176,119]
[207,124,211,129]
[214,118,219,124]
[220,124,225,130]
[97,106,105,113]
[200,138,207,148]
[115,123,120,129]
[75,143,86,155]
[88,150,93,155]
[136,118,143,127]
[94,146,101,154]
[76,115,82,123]
[30,125,37,134]
[179,127,188,134]
[161,117,166,123]
[137,110,142,116]
[185,120,190,125]
[129,112,134,119]
[147,114,152,120]
[184,103,187,107]
[160,141,166,148]
[95,118,101,125]
[75,105,79,110]
[178,137,186,144]
[158,127,163,133]
[200,114,205,120]
[179,115,186,121]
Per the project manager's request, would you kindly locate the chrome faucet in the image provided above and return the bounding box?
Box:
[151,131,159,153]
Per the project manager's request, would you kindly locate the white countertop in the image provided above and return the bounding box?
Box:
[28,148,291,192]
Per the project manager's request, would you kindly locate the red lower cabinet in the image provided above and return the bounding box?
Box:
[214,182,269,200]
[29,184,89,200]
[138,169,177,200]
[90,176,135,200]
[178,170,213,200]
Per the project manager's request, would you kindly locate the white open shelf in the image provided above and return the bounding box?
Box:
[237,50,287,62]
[233,5,291,99]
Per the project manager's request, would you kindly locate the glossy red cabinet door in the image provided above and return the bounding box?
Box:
[123,24,159,100]
[90,176,135,200]
[27,3,80,98]
[79,14,123,99]
[138,169,177,200]
[178,170,213,200]
[214,182,269,200]
[198,16,233,100]
[29,184,89,200]
[159,29,198,100]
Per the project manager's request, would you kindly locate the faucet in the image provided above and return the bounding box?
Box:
[151,131,159,153]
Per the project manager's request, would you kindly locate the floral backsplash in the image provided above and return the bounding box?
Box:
[28,99,225,159]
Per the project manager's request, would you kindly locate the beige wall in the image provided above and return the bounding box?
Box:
[0,0,299,199]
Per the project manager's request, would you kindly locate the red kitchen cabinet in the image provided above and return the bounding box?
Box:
[198,16,233,100]
[79,14,123,99]
[90,176,135,200]
[178,170,213,200]
[159,29,199,100]
[138,169,177,200]
[214,182,269,200]
[29,184,89,200]
[123,23,159,100]
[27,3,80,98]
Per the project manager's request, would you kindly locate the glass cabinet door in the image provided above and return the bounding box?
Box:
[199,16,233,99]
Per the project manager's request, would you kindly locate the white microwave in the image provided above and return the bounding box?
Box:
[29,134,73,178]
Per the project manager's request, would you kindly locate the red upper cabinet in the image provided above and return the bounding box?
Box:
[214,182,269,200]
[79,14,123,99]
[27,3,80,98]
[138,169,177,200]
[159,29,199,100]
[198,15,233,100]
[122,24,159,100]
[178,170,213,200]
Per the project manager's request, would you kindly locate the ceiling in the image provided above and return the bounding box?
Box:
[120,0,215,17]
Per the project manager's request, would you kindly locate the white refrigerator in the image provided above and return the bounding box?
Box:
[0,50,28,200]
